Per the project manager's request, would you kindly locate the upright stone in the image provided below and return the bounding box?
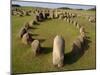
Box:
[53,35,65,67]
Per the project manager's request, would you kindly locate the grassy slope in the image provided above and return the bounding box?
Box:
[12,9,96,74]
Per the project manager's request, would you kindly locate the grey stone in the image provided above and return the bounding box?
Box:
[53,35,65,67]
[31,40,41,56]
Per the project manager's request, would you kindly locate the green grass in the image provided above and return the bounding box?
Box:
[12,8,96,74]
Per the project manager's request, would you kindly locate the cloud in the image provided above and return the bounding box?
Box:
[19,0,96,5]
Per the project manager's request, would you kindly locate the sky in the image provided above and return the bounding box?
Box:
[12,0,96,9]
[12,0,96,5]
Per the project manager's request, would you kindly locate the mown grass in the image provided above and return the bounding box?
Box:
[12,8,96,74]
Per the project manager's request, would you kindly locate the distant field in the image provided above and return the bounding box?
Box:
[12,7,96,74]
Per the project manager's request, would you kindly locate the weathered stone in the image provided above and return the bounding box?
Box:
[78,35,85,47]
[76,24,81,29]
[19,27,27,38]
[73,39,82,50]
[71,39,82,55]
[67,19,70,23]
[73,21,77,26]
[64,17,67,21]
[24,22,30,30]
[80,32,86,39]
[80,26,85,33]
[70,20,74,24]
[39,12,44,21]
[88,16,96,23]
[22,32,33,45]
[53,35,65,67]
[31,40,41,56]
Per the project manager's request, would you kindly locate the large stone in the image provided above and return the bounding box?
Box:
[39,12,44,21]
[78,35,85,47]
[22,32,33,45]
[71,39,82,55]
[53,35,65,67]
[29,20,38,27]
[31,40,41,56]
[80,32,86,39]
[73,39,82,50]
[44,11,50,19]
[88,16,96,23]
[64,17,67,21]
[55,12,59,19]
[49,11,55,19]
[24,22,30,30]
[80,26,85,33]
[73,21,77,26]
[19,27,27,38]
[34,12,40,22]
[59,15,64,20]
[76,24,81,29]
[70,20,74,24]
[67,19,70,23]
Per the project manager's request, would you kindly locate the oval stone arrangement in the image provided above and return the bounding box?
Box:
[17,8,88,68]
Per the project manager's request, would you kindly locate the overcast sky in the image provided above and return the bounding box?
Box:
[12,0,96,9]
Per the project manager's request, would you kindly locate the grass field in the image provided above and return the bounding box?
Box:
[12,7,96,74]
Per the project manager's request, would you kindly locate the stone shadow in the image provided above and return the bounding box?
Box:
[29,27,38,30]
[41,47,52,54]
[28,33,39,36]
[38,39,46,43]
[64,37,92,65]
[33,22,40,25]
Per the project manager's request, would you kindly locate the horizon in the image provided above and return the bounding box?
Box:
[12,1,96,9]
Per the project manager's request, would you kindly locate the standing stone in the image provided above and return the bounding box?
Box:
[73,39,82,50]
[35,11,40,22]
[53,35,65,67]
[64,17,67,21]
[70,20,73,24]
[59,14,64,20]
[78,35,85,47]
[71,39,83,60]
[76,24,81,29]
[55,11,59,19]
[29,19,38,27]
[71,39,82,55]
[49,10,55,19]
[73,21,77,26]
[67,19,70,23]
[88,16,96,23]
[80,32,86,39]
[24,22,30,30]
[22,32,33,45]
[45,11,50,19]
[19,27,27,38]
[80,26,85,33]
[29,20,34,27]
[31,40,41,56]
[72,13,77,18]
[42,11,46,19]
[26,11,30,16]
[39,12,44,21]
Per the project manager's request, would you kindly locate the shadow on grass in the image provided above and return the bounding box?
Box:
[41,47,52,54]
[29,33,39,36]
[29,27,38,30]
[33,22,40,25]
[38,39,46,43]
[64,37,92,65]
[39,18,52,23]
